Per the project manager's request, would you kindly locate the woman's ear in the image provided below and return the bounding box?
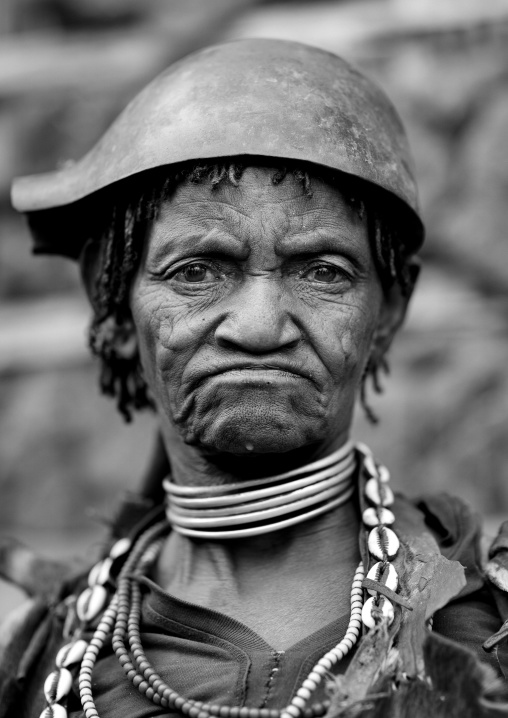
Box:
[93,316,139,361]
[79,238,104,310]
[371,258,420,361]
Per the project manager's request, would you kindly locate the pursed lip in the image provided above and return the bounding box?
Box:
[194,361,316,387]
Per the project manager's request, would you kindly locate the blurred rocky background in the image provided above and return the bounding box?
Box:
[1,0,508,611]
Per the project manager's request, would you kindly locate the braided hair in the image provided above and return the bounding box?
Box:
[85,159,416,422]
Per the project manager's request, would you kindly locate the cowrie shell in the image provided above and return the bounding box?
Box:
[109,537,132,560]
[363,454,378,478]
[366,562,398,596]
[362,507,395,527]
[43,667,73,702]
[365,478,394,507]
[88,557,113,587]
[362,596,394,629]
[39,704,68,718]
[377,465,390,483]
[56,639,89,668]
[355,441,372,458]
[368,526,400,560]
[76,584,108,623]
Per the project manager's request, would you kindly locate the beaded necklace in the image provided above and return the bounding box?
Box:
[39,443,400,718]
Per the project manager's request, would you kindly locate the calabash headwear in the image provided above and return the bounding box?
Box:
[11,38,424,258]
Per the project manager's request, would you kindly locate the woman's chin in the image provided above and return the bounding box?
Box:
[184,414,324,456]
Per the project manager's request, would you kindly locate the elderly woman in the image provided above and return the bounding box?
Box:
[3,39,508,718]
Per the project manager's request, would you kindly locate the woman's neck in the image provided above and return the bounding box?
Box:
[156,498,361,650]
[163,431,352,486]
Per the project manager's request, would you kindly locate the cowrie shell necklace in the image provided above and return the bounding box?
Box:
[357,443,401,629]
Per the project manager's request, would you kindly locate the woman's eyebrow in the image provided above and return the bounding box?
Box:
[275,231,365,257]
[149,229,250,262]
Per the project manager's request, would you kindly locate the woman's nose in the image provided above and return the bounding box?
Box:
[215,277,301,353]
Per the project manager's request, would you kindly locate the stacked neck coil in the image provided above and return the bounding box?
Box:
[163,440,356,539]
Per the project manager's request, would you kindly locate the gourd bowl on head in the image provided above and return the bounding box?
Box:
[10,38,424,258]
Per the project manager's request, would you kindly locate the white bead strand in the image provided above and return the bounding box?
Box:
[79,596,119,718]
[280,561,365,718]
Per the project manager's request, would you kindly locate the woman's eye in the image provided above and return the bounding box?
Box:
[305,265,345,283]
[175,263,215,283]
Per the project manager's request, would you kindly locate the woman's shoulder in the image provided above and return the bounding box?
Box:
[398,492,508,606]
[0,539,90,713]
[411,492,483,557]
[394,490,508,610]
[395,491,485,579]
[393,491,508,677]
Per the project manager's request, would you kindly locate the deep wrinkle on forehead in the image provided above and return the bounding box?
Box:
[144,172,371,270]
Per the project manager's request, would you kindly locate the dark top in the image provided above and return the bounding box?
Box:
[63,578,506,718]
[66,582,354,717]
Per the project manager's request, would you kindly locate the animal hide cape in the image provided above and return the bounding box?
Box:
[328,626,508,718]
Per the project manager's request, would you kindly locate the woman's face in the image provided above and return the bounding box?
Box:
[130,166,398,457]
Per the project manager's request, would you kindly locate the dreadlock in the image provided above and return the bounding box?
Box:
[86,159,415,422]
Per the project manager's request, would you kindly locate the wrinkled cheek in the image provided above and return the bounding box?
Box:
[136,311,199,417]
[136,331,166,408]
[340,332,368,382]
[329,315,377,394]
[131,304,169,394]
